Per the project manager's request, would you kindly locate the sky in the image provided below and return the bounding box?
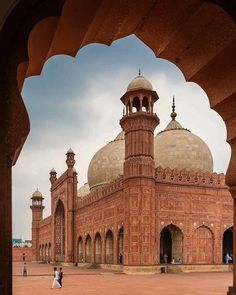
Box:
[12,35,231,240]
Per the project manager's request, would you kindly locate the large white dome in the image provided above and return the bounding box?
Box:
[154,120,213,173]
[87,132,125,190]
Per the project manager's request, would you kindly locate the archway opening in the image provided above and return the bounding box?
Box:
[223,227,233,263]
[94,233,102,264]
[192,226,213,264]
[117,227,124,264]
[54,200,65,262]
[85,235,92,263]
[160,224,183,264]
[78,236,83,263]
[105,230,114,264]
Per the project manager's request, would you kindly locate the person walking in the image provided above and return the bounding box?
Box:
[51,267,61,289]
[23,263,27,276]
[58,267,63,287]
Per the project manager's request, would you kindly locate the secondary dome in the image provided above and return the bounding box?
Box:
[154,116,213,173]
[87,131,125,190]
[127,75,153,91]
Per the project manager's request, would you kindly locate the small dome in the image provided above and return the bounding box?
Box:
[87,132,125,190]
[32,189,42,198]
[127,75,153,91]
[154,122,213,173]
[77,183,90,197]
[50,168,56,173]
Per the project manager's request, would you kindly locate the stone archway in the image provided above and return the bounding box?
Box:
[0,1,236,294]
[94,233,102,264]
[85,235,92,263]
[105,230,114,264]
[160,224,183,263]
[223,227,233,263]
[192,225,214,264]
[77,236,83,263]
[54,200,65,262]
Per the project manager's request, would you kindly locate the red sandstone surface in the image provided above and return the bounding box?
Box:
[13,262,232,295]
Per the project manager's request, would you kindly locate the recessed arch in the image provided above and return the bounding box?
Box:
[223,226,233,263]
[94,232,102,264]
[117,227,124,264]
[77,236,83,263]
[192,225,214,264]
[160,224,183,264]
[54,199,65,262]
[85,234,92,263]
[105,230,114,264]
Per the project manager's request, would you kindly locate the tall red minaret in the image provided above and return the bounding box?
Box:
[120,71,159,267]
[30,189,44,262]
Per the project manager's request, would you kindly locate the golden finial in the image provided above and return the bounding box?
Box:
[171,96,177,120]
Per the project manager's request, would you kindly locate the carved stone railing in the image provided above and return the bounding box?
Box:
[77,176,123,209]
[155,166,226,187]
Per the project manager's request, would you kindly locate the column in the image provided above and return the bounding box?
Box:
[0,155,12,295]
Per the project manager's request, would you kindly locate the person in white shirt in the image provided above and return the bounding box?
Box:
[51,267,62,289]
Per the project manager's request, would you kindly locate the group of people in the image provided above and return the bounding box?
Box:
[51,267,63,289]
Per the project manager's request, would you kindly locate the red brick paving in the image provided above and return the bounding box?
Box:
[13,262,232,295]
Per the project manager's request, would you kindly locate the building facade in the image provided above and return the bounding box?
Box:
[31,75,233,272]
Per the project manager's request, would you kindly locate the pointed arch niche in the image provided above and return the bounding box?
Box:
[192,225,214,264]
[54,200,65,262]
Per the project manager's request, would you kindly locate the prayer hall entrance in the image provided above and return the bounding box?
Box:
[223,227,233,263]
[160,225,183,264]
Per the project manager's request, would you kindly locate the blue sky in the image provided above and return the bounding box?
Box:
[12,35,231,239]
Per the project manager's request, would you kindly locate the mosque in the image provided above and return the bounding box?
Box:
[31,74,233,272]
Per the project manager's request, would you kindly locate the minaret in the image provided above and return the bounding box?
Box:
[49,168,57,184]
[30,189,44,262]
[120,72,160,267]
[65,148,76,262]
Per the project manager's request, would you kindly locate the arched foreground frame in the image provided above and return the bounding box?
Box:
[0,1,236,294]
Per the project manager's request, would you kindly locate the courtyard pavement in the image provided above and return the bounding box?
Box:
[13,262,232,295]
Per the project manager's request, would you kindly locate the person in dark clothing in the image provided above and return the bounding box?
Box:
[58,267,63,287]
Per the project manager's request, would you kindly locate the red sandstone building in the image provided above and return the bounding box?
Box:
[31,75,233,272]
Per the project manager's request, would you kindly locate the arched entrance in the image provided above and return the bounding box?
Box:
[117,227,124,264]
[54,200,65,262]
[160,224,183,263]
[94,233,102,264]
[85,235,92,263]
[78,236,83,263]
[105,230,114,264]
[223,227,233,263]
[192,226,213,264]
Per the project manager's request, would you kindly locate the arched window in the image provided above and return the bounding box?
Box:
[54,200,65,262]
